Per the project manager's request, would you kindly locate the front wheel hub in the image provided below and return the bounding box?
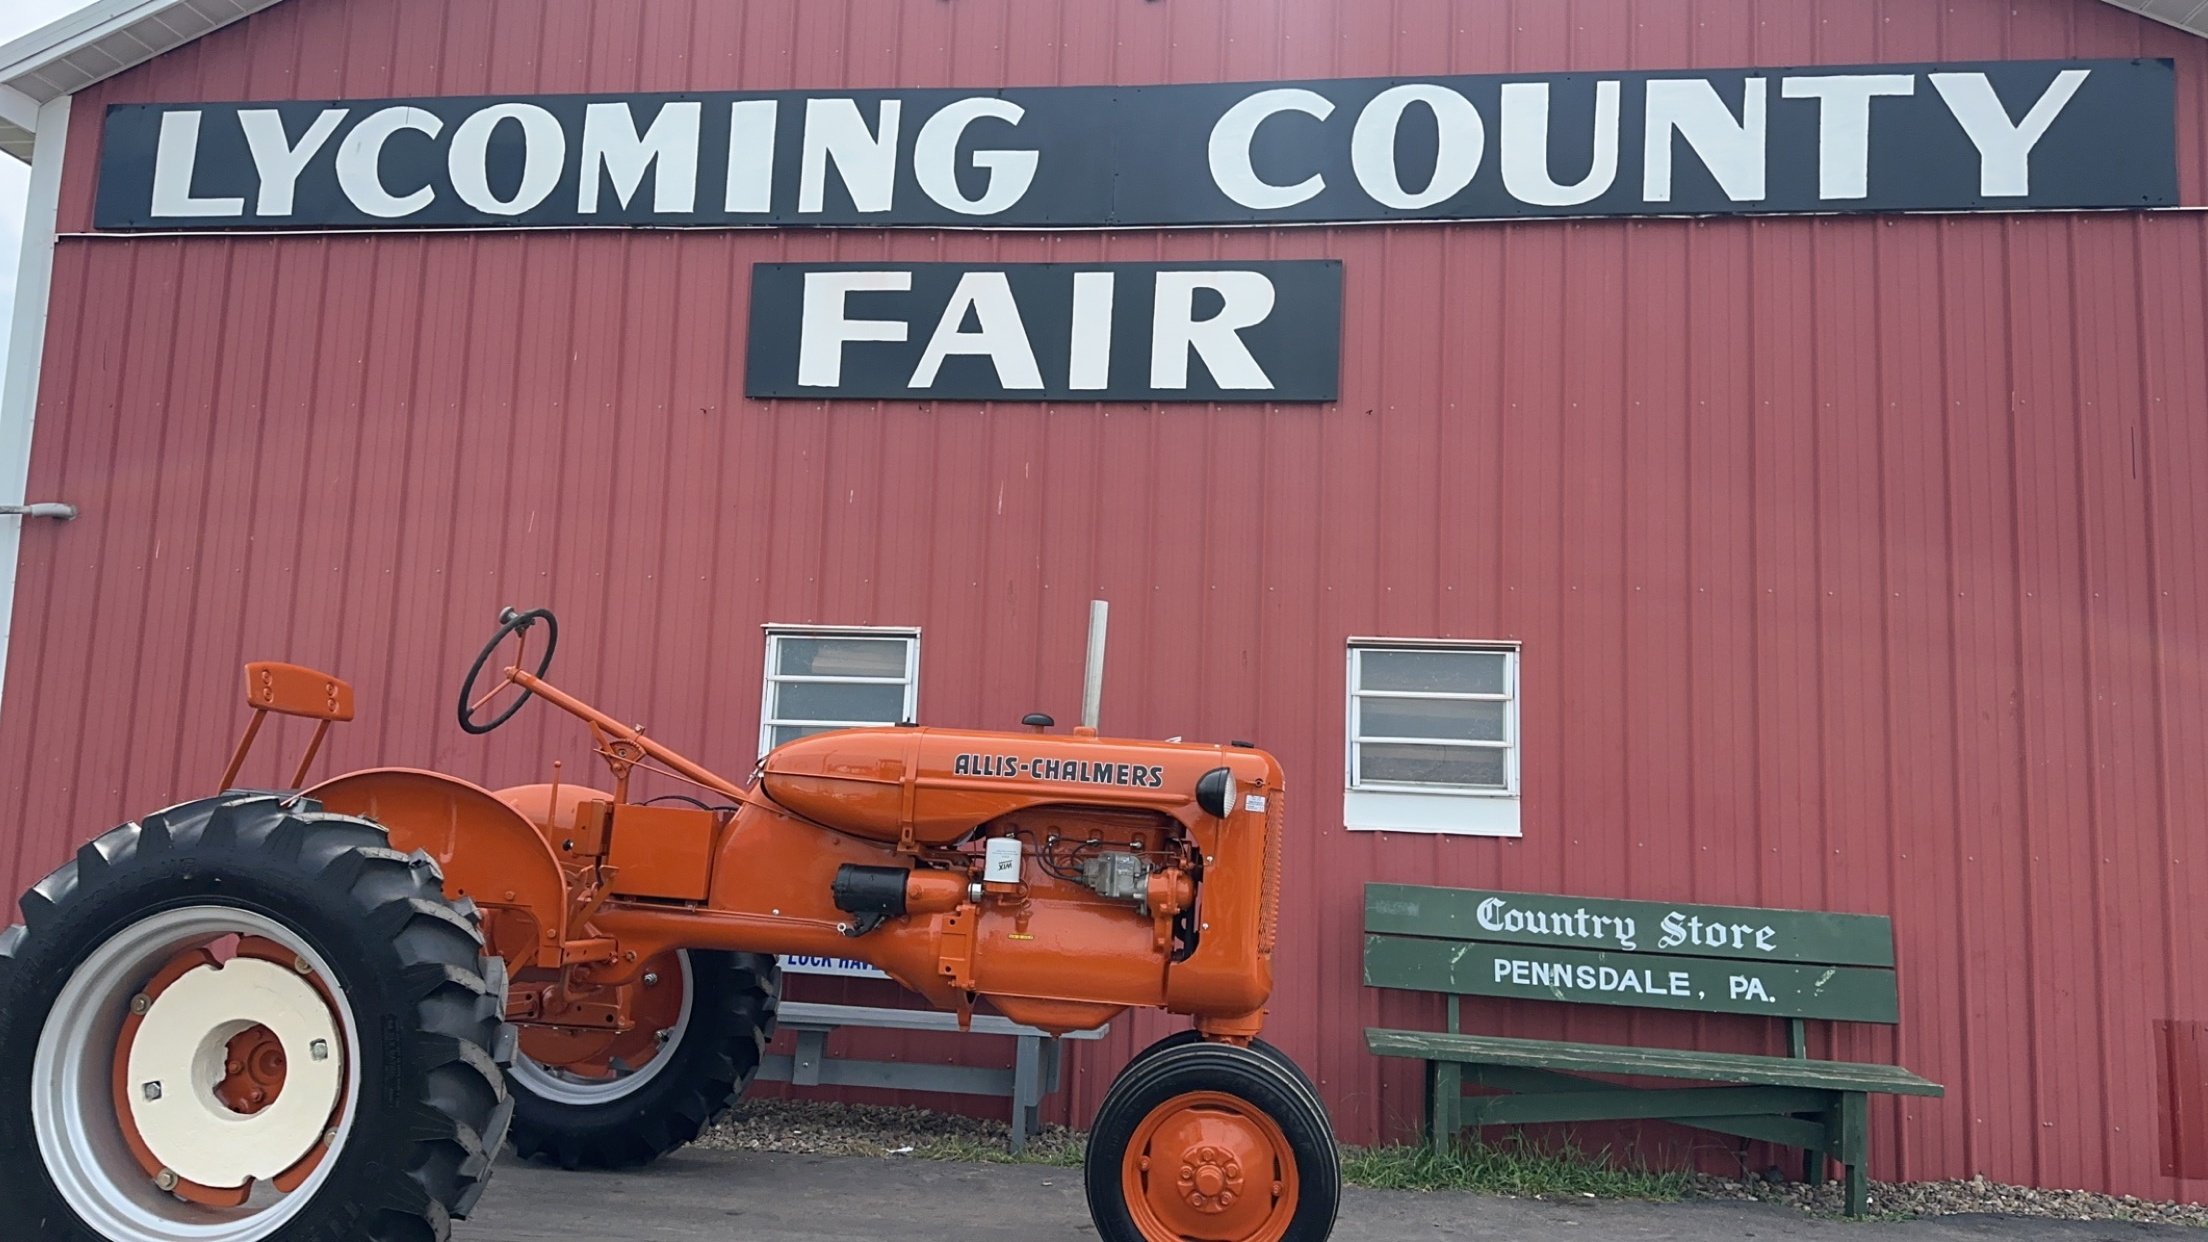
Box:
[1124,1091,1297,1241]
[112,935,347,1203]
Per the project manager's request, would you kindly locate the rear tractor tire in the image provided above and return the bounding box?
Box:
[1086,1040,1341,1242]
[0,794,515,1242]
[508,949,780,1170]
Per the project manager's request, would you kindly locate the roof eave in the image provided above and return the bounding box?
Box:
[2097,0,2208,39]
[0,0,287,164]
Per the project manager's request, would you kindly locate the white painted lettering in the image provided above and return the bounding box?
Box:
[1644,78,1767,203]
[150,112,247,218]
[1500,80,1621,207]
[1930,69,2089,197]
[909,272,1045,389]
[914,97,1038,216]
[1067,271,1116,391]
[449,103,565,216]
[238,108,348,217]
[1781,74,1915,200]
[335,106,442,218]
[1150,271,1277,391]
[580,101,701,214]
[797,271,912,388]
[800,98,902,214]
[1351,84,1486,210]
[1210,88,1335,210]
[725,99,779,213]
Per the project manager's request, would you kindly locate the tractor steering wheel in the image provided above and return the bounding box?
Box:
[457,607,559,735]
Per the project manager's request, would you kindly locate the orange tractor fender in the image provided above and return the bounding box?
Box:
[307,768,571,969]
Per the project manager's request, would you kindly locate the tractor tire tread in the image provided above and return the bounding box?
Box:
[509,951,780,1171]
[0,795,514,1242]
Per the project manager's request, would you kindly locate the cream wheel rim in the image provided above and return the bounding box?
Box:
[31,905,363,1242]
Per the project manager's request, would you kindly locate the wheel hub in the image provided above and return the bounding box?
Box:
[1125,1091,1297,1241]
[1179,1145,1243,1211]
[112,936,346,1202]
[514,950,689,1099]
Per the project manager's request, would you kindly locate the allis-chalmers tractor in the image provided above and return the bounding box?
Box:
[0,608,1339,1242]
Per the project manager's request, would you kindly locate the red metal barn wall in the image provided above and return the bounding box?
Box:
[2,0,2206,1200]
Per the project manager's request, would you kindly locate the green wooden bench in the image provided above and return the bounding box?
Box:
[1362,883,1942,1217]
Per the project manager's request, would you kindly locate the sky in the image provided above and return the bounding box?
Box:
[0,0,99,383]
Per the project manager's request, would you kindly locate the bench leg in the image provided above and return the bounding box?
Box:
[1011,1036,1042,1156]
[1427,1061,1462,1156]
[1839,1091,1870,1217]
[1806,1099,1835,1185]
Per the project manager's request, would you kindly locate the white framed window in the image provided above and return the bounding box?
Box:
[1344,639,1521,837]
[760,626,920,756]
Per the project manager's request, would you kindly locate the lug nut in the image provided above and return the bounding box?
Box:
[642,972,660,987]
[154,1169,178,1192]
[141,1082,163,1101]
[310,1039,330,1062]
[129,993,152,1016]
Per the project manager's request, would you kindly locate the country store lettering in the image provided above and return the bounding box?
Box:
[1476,896,1780,955]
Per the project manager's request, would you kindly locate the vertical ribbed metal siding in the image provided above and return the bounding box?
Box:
[2,0,2206,1199]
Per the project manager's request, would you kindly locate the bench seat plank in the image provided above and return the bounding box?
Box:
[1367,1028,1943,1097]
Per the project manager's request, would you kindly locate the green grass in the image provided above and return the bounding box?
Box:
[1339,1137,1692,1200]
[910,1128,1690,1202]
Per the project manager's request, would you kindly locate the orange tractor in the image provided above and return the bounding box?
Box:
[0,608,1339,1242]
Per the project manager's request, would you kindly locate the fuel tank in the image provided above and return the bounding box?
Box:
[756,725,1226,846]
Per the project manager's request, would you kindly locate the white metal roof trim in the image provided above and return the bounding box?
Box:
[2100,0,2208,35]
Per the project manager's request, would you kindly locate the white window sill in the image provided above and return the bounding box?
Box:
[1344,788,1521,837]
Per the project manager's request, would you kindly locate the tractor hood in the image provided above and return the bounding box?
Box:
[755,725,1279,848]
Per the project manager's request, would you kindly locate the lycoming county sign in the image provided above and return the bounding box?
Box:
[93,58,2174,232]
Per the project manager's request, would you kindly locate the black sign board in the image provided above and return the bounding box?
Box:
[744,262,1343,403]
[94,59,2175,232]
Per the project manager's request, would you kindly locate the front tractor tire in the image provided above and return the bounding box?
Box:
[0,794,515,1242]
[508,949,780,1170]
[1086,1041,1341,1242]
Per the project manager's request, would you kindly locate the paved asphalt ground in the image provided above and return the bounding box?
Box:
[463,1148,2200,1241]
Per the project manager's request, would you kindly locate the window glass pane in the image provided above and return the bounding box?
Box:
[769,723,848,749]
[1359,743,1508,789]
[1359,649,1508,695]
[775,637,909,678]
[1358,697,1507,743]
[773,680,905,723]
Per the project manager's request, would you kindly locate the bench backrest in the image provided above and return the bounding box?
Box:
[1364,884,1899,1032]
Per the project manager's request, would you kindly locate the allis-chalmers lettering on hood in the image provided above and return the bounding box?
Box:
[92,58,2176,232]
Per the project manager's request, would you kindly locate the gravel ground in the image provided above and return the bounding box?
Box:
[1690,1172,2208,1228]
[702,1098,2208,1228]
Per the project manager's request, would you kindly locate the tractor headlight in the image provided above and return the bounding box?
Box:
[1195,766,1238,819]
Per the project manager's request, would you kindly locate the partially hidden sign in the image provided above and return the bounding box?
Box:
[93,59,2175,232]
[1364,884,1899,1022]
[745,262,1343,403]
